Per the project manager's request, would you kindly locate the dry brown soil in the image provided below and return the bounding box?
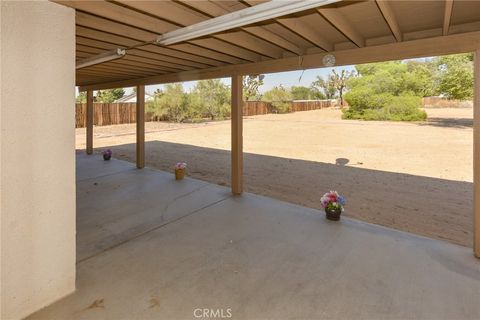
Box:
[76,108,473,247]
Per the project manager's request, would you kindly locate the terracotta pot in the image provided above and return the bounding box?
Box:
[103,154,111,161]
[175,168,185,180]
[325,207,342,221]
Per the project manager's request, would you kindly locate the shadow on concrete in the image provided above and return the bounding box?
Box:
[83,140,473,247]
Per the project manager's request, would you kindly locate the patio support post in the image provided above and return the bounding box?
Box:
[86,90,94,155]
[136,85,145,169]
[231,74,243,195]
[474,49,480,258]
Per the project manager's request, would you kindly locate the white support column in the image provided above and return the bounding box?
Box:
[231,74,243,195]
[474,49,480,258]
[136,85,145,169]
[86,90,93,155]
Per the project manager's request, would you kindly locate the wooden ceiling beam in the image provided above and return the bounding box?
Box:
[318,8,365,47]
[76,37,202,70]
[443,0,454,36]
[76,46,185,73]
[80,30,480,91]
[75,12,256,63]
[376,0,402,42]
[61,1,269,62]
[117,0,287,58]
[75,26,236,66]
[276,17,333,51]
[240,0,332,52]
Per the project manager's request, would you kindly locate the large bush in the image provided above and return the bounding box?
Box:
[343,93,426,121]
[261,86,293,113]
[191,79,230,120]
[148,83,189,122]
[343,61,429,121]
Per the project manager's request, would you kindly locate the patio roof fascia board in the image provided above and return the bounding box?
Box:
[79,30,480,91]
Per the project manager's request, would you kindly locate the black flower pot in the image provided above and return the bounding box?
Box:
[325,207,341,221]
[103,154,111,161]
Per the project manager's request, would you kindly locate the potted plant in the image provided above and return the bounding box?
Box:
[320,191,346,221]
[174,162,187,180]
[102,149,112,161]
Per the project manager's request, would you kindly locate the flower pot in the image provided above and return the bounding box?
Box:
[103,154,111,161]
[175,168,185,180]
[325,207,341,221]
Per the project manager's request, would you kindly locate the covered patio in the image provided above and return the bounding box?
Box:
[3,1,480,319]
[28,154,480,319]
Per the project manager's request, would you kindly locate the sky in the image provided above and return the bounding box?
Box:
[77,65,356,96]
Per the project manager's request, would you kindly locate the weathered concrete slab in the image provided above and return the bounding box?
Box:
[76,154,230,261]
[27,155,480,320]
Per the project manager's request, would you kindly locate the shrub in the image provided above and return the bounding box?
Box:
[343,94,426,121]
[261,86,292,113]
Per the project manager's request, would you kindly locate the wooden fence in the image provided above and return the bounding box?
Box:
[422,96,473,108]
[75,100,333,128]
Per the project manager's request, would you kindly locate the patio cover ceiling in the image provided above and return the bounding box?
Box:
[54,0,480,91]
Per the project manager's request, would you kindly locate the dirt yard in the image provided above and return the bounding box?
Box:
[76,108,473,247]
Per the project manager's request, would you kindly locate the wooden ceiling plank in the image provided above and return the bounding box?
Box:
[276,17,333,52]
[76,35,213,68]
[443,0,454,36]
[76,12,256,63]
[376,0,402,42]
[76,51,167,74]
[240,0,331,52]
[76,61,162,77]
[318,8,365,47]
[118,0,287,58]
[76,44,187,72]
[76,26,234,66]
[79,30,480,91]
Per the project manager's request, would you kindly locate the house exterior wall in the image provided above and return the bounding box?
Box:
[1,2,76,319]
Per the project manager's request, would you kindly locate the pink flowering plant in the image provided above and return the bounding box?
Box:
[175,162,187,170]
[320,191,346,211]
[102,149,112,157]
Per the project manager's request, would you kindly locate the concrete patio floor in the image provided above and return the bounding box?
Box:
[28,154,480,320]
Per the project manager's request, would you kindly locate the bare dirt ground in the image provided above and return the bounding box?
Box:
[76,107,473,247]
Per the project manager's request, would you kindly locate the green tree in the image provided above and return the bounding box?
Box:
[343,61,428,121]
[312,75,336,99]
[76,91,86,103]
[434,53,473,100]
[261,86,292,113]
[330,69,355,106]
[192,79,230,120]
[243,74,264,101]
[291,86,325,100]
[95,88,125,103]
[150,83,188,122]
